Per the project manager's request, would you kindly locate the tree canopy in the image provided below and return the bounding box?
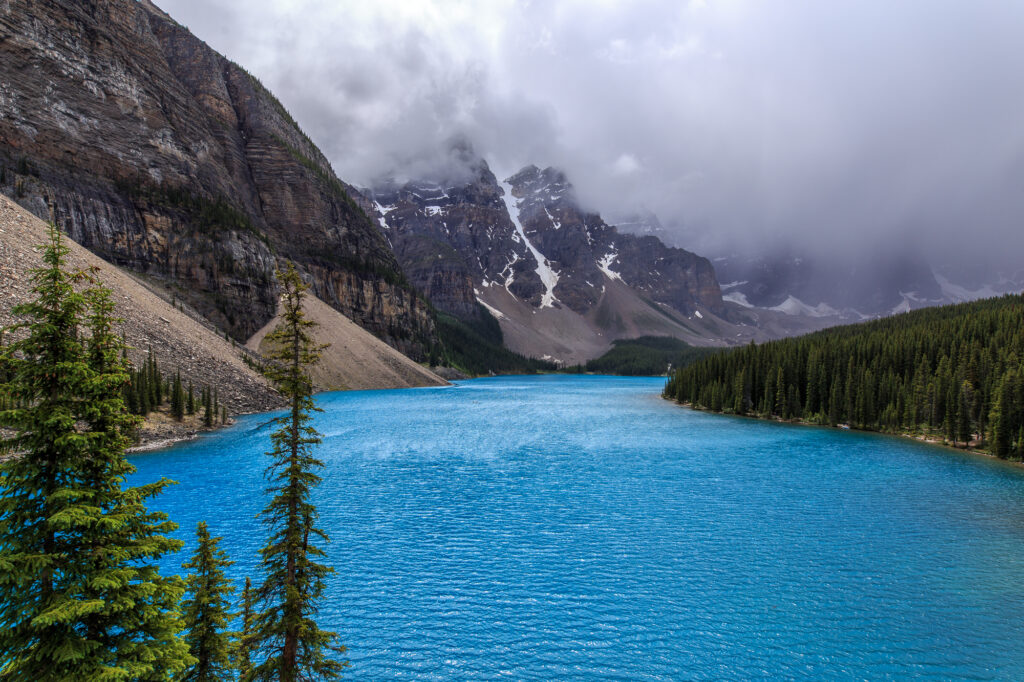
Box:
[665,295,1024,457]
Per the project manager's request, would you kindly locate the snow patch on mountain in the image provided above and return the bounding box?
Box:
[769,295,840,318]
[476,297,507,320]
[723,291,755,308]
[934,272,1001,302]
[596,250,623,282]
[373,201,395,230]
[544,207,561,230]
[891,300,910,314]
[500,252,521,291]
[499,179,560,308]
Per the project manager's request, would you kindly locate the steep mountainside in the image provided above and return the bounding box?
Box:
[246,293,446,391]
[0,0,434,356]
[0,194,280,418]
[361,154,822,364]
[1,197,442,413]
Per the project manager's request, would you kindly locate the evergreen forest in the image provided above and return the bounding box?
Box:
[664,295,1024,458]
[577,336,720,376]
[0,228,344,679]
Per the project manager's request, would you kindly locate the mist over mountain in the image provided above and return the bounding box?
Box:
[154,0,1024,281]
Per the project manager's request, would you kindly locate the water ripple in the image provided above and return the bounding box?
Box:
[132,376,1024,680]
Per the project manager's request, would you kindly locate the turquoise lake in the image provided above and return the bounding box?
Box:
[131,375,1024,679]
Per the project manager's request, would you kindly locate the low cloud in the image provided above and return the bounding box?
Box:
[158,0,1024,274]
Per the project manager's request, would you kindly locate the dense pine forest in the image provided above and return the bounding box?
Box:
[664,295,1024,458]
[573,336,720,376]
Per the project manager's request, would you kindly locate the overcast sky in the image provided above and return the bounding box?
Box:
[156,0,1024,272]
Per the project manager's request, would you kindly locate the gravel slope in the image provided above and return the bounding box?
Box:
[246,292,447,392]
[1,196,283,419]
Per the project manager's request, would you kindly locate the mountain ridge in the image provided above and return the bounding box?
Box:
[0,0,435,356]
[360,152,829,364]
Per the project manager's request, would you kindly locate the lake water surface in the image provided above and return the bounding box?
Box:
[131,375,1024,679]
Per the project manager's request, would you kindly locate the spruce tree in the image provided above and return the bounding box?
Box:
[79,283,192,680]
[236,577,256,679]
[181,522,236,681]
[204,387,214,428]
[991,378,1013,458]
[139,366,152,415]
[246,264,347,681]
[957,382,972,445]
[0,225,88,677]
[188,380,196,415]
[172,371,185,421]
[0,226,190,679]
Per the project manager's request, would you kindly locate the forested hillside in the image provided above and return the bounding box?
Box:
[575,337,720,376]
[664,295,1024,457]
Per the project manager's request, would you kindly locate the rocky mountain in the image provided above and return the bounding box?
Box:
[0,197,443,409]
[0,0,434,357]
[711,250,1024,320]
[0,193,282,429]
[360,152,823,364]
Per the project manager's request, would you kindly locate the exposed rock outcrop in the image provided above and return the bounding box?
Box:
[360,150,735,363]
[0,0,435,356]
[0,194,281,418]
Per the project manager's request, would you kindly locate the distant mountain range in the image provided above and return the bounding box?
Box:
[706,251,1024,321]
[2,0,1018,373]
[359,148,827,364]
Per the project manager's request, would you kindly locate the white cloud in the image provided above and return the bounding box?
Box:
[155,0,1024,271]
[612,153,641,176]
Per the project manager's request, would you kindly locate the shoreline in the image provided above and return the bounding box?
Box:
[127,433,200,453]
[663,395,1024,468]
[127,411,245,454]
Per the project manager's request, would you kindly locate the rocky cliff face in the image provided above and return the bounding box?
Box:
[499,165,724,316]
[357,154,527,323]
[0,0,434,356]
[363,158,723,321]
[361,153,729,362]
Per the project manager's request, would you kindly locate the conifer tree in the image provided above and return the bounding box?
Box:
[0,226,190,680]
[236,577,256,679]
[246,264,347,681]
[991,377,1013,458]
[188,380,196,415]
[172,371,185,421]
[80,283,192,679]
[140,366,152,415]
[204,386,215,428]
[181,522,236,681]
[957,382,972,445]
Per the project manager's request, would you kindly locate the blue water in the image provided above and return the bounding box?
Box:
[131,375,1024,680]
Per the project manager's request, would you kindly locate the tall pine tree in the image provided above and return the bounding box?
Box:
[171,371,185,421]
[0,226,190,679]
[236,577,257,679]
[245,264,347,681]
[181,522,236,681]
